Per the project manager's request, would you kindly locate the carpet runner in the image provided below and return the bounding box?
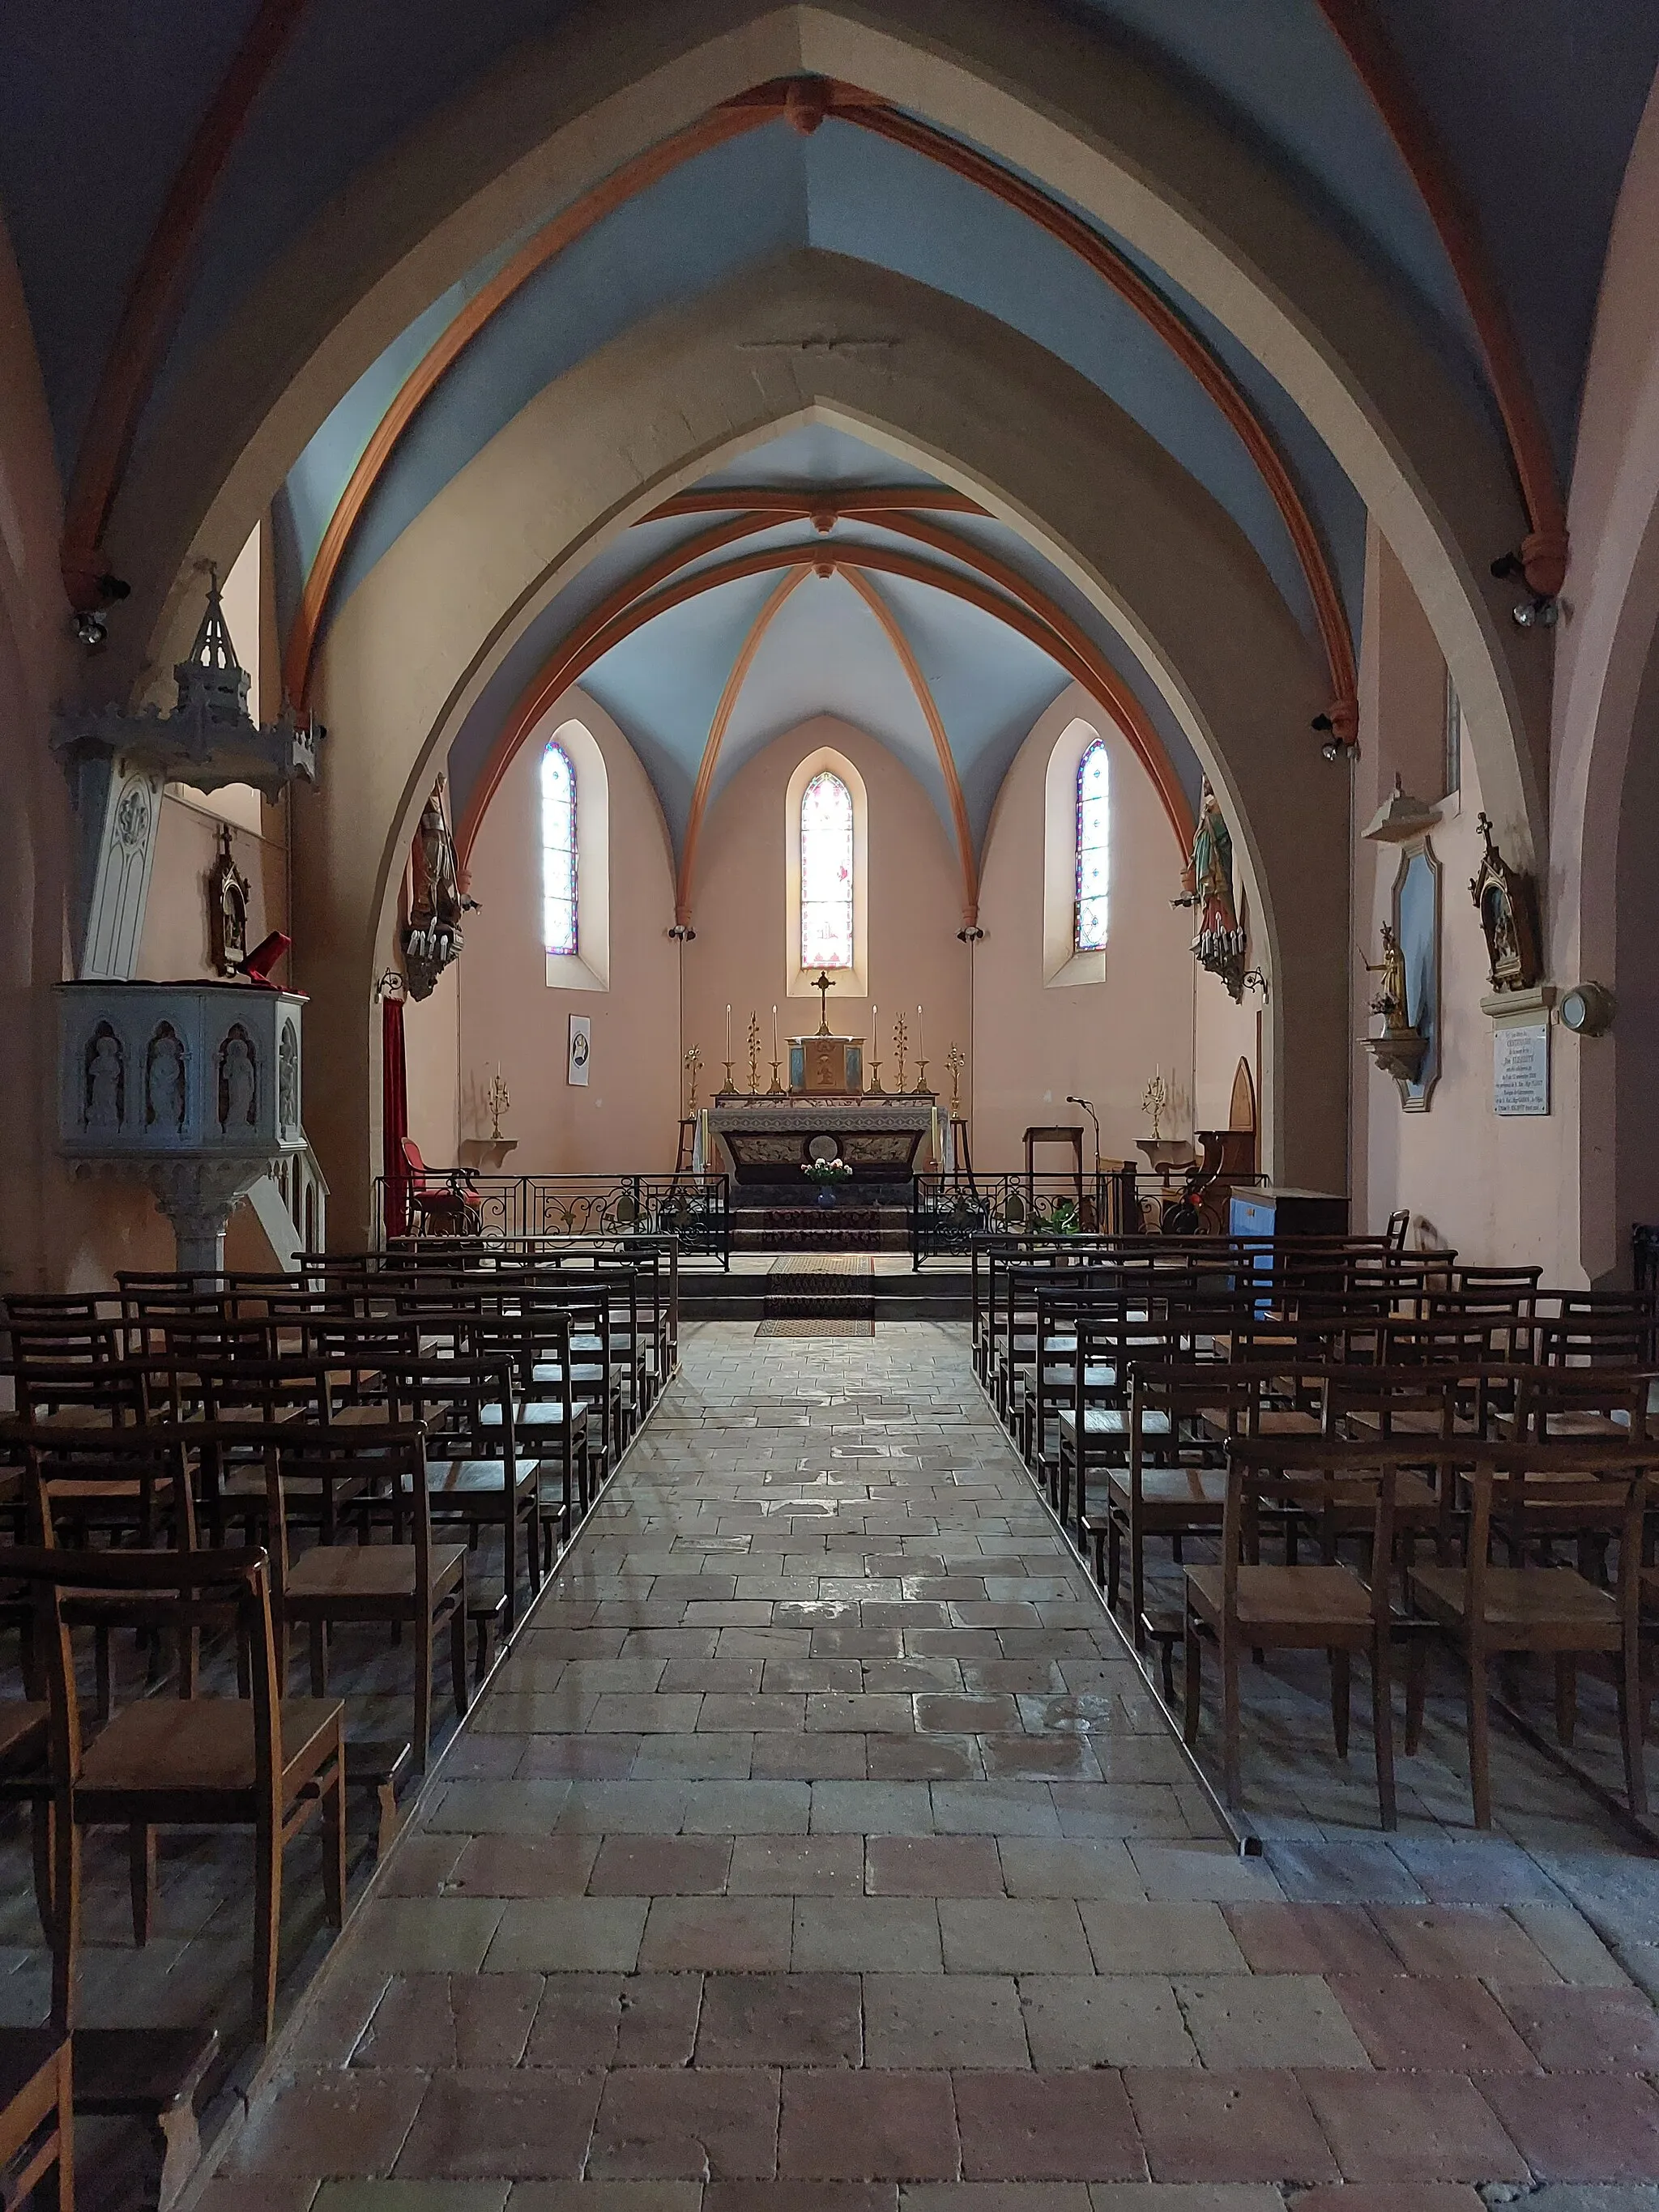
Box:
[755,1252,876,1336]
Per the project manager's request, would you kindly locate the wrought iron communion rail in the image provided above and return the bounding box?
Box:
[372,1171,731,1265]
[907,1166,1266,1263]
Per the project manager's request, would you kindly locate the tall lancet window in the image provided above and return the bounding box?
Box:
[1074,736,1111,950]
[540,740,578,955]
[800,769,854,970]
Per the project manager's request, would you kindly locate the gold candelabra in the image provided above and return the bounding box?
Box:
[747,1012,761,1097]
[683,1045,702,1112]
[945,1041,965,1110]
[1142,1069,1170,1142]
[893,1012,909,1094]
[485,1068,510,1141]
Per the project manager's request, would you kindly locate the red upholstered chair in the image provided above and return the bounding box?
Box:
[398,1139,482,1237]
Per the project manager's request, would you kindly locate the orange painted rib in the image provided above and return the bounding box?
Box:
[454,537,1196,875]
[281,97,780,705]
[675,566,809,923]
[1306,0,1567,592]
[839,95,1359,728]
[838,565,980,925]
[61,0,312,605]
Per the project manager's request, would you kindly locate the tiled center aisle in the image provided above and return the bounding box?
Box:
[211,1323,1659,2208]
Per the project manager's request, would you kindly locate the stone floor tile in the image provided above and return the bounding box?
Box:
[1479,2073,1659,2180]
[352,1973,543,2070]
[224,2071,430,2178]
[683,1781,811,1834]
[637,1895,794,1971]
[484,1899,647,1972]
[1328,1974,1536,2070]
[868,1836,1005,1897]
[728,1835,865,1894]
[1490,1980,1659,2069]
[793,1897,945,1973]
[753,1733,869,1780]
[696,1971,863,2065]
[1370,1904,1562,1981]
[1078,1903,1249,1975]
[1017,1976,1196,2070]
[523,1975,702,2069]
[377,1835,466,1899]
[808,1694,917,1733]
[630,1734,756,1780]
[313,2187,510,2210]
[940,1900,1094,1975]
[1086,2189,1285,2212]
[1174,1974,1370,2069]
[932,1786,1062,1839]
[864,1973,1030,2069]
[352,1899,505,1975]
[1387,1837,1567,1905]
[393,2071,603,2180]
[1296,2071,1529,2184]
[871,1737,982,1782]
[778,2069,960,2180]
[1125,1848,1283,1904]
[903,2188,1090,2211]
[1124,2070,1338,2185]
[954,2072,1145,2182]
[1505,1903,1631,1987]
[812,1783,938,1835]
[1220,1904,1400,1977]
[195,2185,319,2212]
[447,1837,603,1899]
[1263,1843,1425,1906]
[555,1784,691,1835]
[518,1737,642,1779]
[1287,2190,1485,2212]
[997,1841,1141,1901]
[586,1836,734,1895]
[586,2068,782,2180]
[509,2186,701,2210]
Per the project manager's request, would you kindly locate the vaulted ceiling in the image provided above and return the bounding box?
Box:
[4,0,1654,878]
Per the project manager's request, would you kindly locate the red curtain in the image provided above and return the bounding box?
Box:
[382,995,409,1238]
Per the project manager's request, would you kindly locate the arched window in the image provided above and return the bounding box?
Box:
[800,769,854,970]
[1074,736,1110,950]
[540,740,578,955]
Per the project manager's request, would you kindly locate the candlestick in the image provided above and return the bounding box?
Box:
[917,1004,924,1059]
[768,1058,785,1095]
[683,1045,702,1112]
[914,1059,929,1096]
[771,1004,778,1060]
[722,1062,736,1095]
[725,1004,731,1064]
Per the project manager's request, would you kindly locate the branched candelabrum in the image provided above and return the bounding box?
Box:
[945,1041,965,1110]
[1142,1070,1170,1142]
[747,1012,761,1097]
[893,1012,909,1094]
[486,1070,510,1142]
[683,1045,702,1112]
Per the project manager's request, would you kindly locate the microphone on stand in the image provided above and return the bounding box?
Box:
[1065,1095,1102,1180]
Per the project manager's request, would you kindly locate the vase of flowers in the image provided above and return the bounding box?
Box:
[803,1157,852,1208]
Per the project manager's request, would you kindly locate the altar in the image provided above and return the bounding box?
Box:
[709,1091,938,1183]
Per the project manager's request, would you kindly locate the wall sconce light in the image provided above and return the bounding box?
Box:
[667,923,697,942]
[1311,713,1357,764]
[375,968,406,1001]
[957,926,985,944]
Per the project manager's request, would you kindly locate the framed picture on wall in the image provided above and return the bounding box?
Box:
[567,1015,591,1087]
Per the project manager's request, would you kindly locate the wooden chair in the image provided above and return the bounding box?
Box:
[1183,1436,1411,1826]
[16,1544,346,2042]
[248,1423,468,1769]
[0,2031,72,2211]
[1406,1442,1655,1826]
[1089,1366,1252,1639]
[399,1137,483,1237]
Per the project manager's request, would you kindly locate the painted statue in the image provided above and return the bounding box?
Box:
[1186,779,1248,1001]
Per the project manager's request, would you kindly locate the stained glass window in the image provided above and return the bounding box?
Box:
[800,769,854,970]
[541,741,578,955]
[1075,736,1110,950]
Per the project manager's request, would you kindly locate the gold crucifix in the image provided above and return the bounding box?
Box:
[812,970,836,1035]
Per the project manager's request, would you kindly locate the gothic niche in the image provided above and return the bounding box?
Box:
[1469,813,1542,994]
[83,1023,125,1134]
[218,1025,257,1129]
[144,1024,187,1132]
[402,775,476,1000]
[208,825,252,976]
[279,1021,299,1134]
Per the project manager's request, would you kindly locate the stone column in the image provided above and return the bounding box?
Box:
[146,1157,275,1274]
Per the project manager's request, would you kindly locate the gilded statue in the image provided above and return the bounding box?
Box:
[1361,921,1411,1033]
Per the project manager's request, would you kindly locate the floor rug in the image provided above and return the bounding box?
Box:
[755,1315,876,1336]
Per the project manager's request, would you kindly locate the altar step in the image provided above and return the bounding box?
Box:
[731,1186,911,1255]
[681,1264,970,1323]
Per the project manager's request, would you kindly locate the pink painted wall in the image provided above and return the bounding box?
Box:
[681,716,970,1123]
[1357,529,1563,1268]
[971,688,1203,1168]
[457,690,680,1174]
